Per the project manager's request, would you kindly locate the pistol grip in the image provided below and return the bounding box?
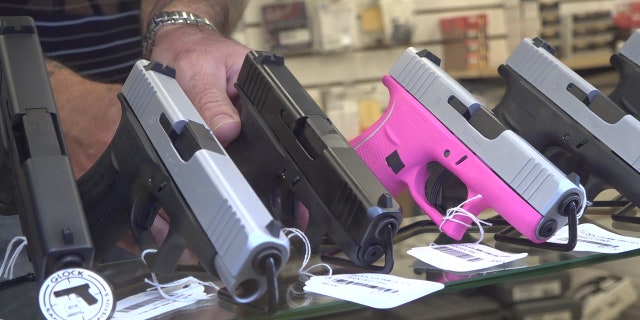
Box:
[494,64,640,208]
[129,192,160,252]
[78,95,163,261]
[353,75,474,240]
[77,129,131,261]
[410,184,487,240]
[355,75,551,242]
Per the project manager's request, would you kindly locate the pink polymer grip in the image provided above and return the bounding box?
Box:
[351,75,545,242]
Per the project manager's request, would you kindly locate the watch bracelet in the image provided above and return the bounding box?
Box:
[142,11,220,60]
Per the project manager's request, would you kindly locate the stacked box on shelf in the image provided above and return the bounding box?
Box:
[630,2,640,29]
[518,0,541,41]
[614,1,640,30]
[260,0,314,54]
[480,272,583,320]
[561,9,615,57]
[539,0,563,57]
[439,14,488,71]
[612,1,640,46]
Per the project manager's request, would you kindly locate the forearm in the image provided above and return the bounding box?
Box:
[46,60,122,178]
[140,0,248,36]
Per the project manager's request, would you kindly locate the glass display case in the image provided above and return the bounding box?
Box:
[3,204,639,319]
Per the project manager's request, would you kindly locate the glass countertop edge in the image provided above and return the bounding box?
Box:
[251,247,640,318]
[239,300,363,320]
[96,214,640,318]
[440,247,640,292]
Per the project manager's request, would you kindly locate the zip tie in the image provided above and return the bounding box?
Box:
[440,194,492,243]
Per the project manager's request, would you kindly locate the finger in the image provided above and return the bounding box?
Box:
[296,202,310,232]
[150,29,246,145]
[116,212,198,265]
[183,70,242,146]
[150,212,199,265]
[117,232,141,256]
[163,44,244,145]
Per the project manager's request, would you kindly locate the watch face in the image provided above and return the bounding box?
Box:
[39,268,115,320]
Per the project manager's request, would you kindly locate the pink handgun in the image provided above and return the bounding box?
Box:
[351,48,585,243]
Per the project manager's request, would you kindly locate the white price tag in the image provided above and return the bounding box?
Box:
[112,282,208,319]
[304,273,444,309]
[548,223,640,253]
[407,243,528,272]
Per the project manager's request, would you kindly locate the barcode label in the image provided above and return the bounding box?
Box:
[331,278,398,294]
[432,246,483,262]
[304,273,445,309]
[548,223,640,254]
[118,296,164,313]
[577,239,619,249]
[112,281,208,319]
[411,243,528,273]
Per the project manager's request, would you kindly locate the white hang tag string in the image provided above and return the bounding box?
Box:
[282,227,333,279]
[112,248,218,320]
[0,236,27,279]
[282,227,333,308]
[440,194,492,243]
[288,229,444,309]
[140,249,219,303]
[112,282,209,319]
[576,183,589,220]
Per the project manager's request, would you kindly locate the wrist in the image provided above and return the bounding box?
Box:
[143,0,248,37]
[142,11,220,60]
[47,60,122,177]
[159,2,223,30]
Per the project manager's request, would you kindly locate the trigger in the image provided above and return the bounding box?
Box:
[130,197,160,250]
[270,176,296,228]
[425,162,467,214]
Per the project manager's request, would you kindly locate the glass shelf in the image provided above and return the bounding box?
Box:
[2,205,640,319]
[256,206,640,319]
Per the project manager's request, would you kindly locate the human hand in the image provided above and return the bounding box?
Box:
[128,25,250,264]
[49,60,122,178]
[148,24,250,145]
[148,26,314,232]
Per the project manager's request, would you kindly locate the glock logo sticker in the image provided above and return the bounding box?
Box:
[39,268,114,320]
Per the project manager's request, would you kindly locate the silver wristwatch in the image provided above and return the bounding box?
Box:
[142,11,219,60]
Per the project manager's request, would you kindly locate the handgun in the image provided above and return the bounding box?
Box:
[0,16,94,280]
[350,47,585,244]
[492,37,640,213]
[53,283,98,306]
[604,30,640,222]
[226,51,402,271]
[77,60,290,304]
[609,29,640,120]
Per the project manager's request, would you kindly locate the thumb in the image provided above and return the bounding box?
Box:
[209,110,241,146]
[180,74,241,146]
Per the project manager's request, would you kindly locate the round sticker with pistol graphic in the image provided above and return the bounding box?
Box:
[39,267,114,320]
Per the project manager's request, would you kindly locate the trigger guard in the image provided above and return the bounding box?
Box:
[270,178,297,228]
[425,162,468,214]
[130,196,160,250]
